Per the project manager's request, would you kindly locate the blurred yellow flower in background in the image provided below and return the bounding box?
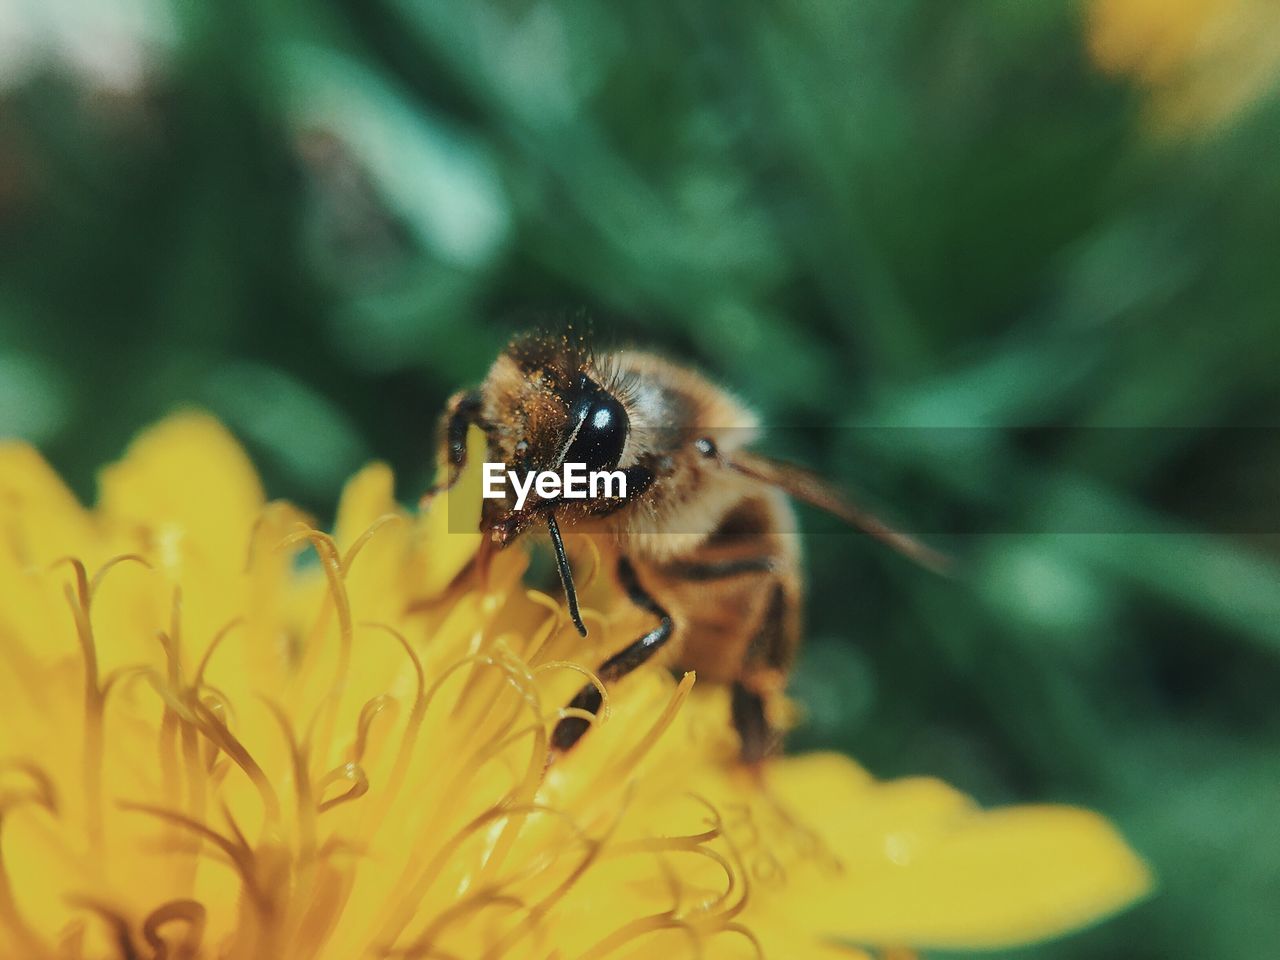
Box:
[1088,0,1280,133]
[0,414,1150,959]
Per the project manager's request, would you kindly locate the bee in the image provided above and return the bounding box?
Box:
[429,331,946,763]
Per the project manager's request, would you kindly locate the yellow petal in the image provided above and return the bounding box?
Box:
[334,461,399,551]
[834,805,1151,949]
[765,754,1153,950]
[98,412,264,576]
[333,462,410,620]
[0,442,95,564]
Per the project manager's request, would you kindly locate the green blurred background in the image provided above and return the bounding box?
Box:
[3,1,1279,956]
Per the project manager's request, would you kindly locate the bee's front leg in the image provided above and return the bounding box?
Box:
[422,389,484,502]
[551,555,671,752]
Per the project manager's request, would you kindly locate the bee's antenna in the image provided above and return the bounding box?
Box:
[546,512,588,637]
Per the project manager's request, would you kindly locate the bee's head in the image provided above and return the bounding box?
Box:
[478,332,633,636]
[480,332,631,531]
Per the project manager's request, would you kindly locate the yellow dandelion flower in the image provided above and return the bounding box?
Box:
[1087,0,1280,133]
[0,413,1151,959]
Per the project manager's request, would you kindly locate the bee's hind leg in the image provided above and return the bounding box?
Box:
[731,682,772,766]
[732,581,792,766]
[551,557,672,753]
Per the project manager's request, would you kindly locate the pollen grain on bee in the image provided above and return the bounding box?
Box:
[482,462,627,510]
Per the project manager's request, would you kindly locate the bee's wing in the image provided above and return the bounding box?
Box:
[727,451,952,575]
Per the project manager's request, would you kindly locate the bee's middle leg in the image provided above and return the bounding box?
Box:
[551,557,671,752]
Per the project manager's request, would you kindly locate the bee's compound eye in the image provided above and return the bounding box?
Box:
[564,389,628,473]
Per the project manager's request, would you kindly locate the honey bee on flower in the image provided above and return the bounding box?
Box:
[427,331,949,764]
